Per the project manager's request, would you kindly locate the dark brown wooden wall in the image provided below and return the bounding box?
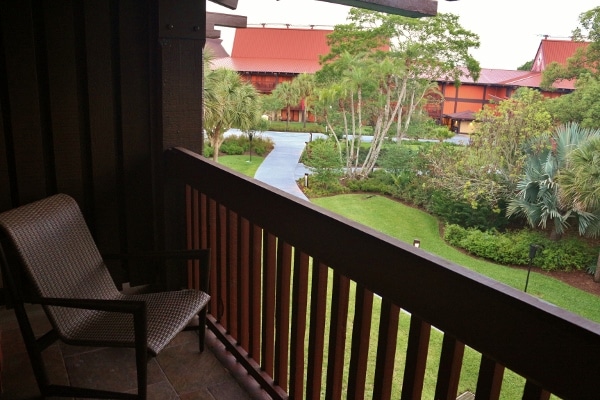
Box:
[0,0,205,285]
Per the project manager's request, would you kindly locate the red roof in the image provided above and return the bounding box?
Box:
[213,29,583,91]
[212,27,332,74]
[459,69,531,85]
[532,39,589,72]
[454,67,575,90]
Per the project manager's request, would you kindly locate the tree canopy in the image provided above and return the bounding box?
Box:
[425,88,553,210]
[271,81,300,130]
[314,8,480,180]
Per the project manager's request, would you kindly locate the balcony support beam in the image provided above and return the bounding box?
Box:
[317,0,437,17]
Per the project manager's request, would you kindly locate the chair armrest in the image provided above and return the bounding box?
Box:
[103,249,210,292]
[103,249,209,261]
[37,297,145,314]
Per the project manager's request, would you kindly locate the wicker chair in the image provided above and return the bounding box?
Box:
[0,194,210,399]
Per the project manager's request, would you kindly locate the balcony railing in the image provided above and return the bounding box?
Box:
[164,147,600,400]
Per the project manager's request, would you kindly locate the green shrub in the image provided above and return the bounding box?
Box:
[217,134,274,156]
[443,224,468,246]
[537,238,597,271]
[443,224,597,271]
[220,141,244,155]
[430,191,508,231]
[250,137,273,156]
[345,171,399,197]
[301,177,347,197]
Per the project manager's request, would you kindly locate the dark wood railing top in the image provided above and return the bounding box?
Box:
[166,147,600,399]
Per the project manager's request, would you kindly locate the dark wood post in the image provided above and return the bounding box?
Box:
[159,0,205,288]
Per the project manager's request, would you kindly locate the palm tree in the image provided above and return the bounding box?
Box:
[204,68,262,162]
[292,73,315,128]
[271,81,300,130]
[558,136,600,280]
[507,122,600,239]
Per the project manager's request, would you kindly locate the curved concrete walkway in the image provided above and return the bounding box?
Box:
[224,129,317,201]
[254,131,315,201]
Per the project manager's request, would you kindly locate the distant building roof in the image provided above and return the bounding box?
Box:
[532,39,589,72]
[211,27,332,74]
[205,38,229,59]
[451,67,576,91]
[212,29,584,93]
[444,110,475,120]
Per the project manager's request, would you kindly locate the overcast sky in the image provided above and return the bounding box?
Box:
[207,0,599,70]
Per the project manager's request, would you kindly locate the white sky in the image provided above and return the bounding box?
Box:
[207,0,599,70]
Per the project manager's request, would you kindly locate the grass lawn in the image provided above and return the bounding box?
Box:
[217,155,264,177]
[312,193,600,324]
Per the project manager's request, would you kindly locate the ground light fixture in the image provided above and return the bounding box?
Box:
[413,239,420,248]
[247,130,254,162]
[524,244,543,292]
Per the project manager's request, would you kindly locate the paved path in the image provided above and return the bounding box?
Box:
[254,131,317,201]
[225,129,318,201]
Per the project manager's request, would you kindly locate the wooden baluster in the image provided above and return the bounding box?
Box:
[289,250,310,399]
[307,260,329,399]
[373,299,400,400]
[401,316,431,400]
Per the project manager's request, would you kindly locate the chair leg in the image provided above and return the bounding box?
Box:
[198,308,207,353]
[133,307,148,399]
[135,342,147,399]
[12,304,52,392]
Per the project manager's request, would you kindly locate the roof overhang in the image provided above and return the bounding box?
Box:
[206,12,247,39]
[208,0,238,10]
[444,111,475,121]
[317,0,438,17]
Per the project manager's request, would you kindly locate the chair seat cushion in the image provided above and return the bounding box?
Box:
[56,289,210,355]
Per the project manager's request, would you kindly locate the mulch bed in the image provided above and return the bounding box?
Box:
[541,268,600,297]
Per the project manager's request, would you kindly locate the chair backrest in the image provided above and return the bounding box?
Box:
[0,194,120,333]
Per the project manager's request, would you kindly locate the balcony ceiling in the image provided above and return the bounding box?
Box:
[208,0,441,20]
[316,0,438,17]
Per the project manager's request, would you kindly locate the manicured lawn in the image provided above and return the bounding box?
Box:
[217,155,264,177]
[312,194,600,324]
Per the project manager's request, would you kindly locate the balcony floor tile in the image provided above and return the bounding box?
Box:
[0,305,256,400]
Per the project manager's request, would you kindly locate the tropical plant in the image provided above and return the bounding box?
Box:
[261,93,285,122]
[271,81,300,130]
[424,88,554,211]
[557,135,600,280]
[203,67,262,162]
[292,73,316,128]
[472,87,553,179]
[507,122,600,239]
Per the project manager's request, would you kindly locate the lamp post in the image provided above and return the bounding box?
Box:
[524,244,542,292]
[248,130,254,162]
